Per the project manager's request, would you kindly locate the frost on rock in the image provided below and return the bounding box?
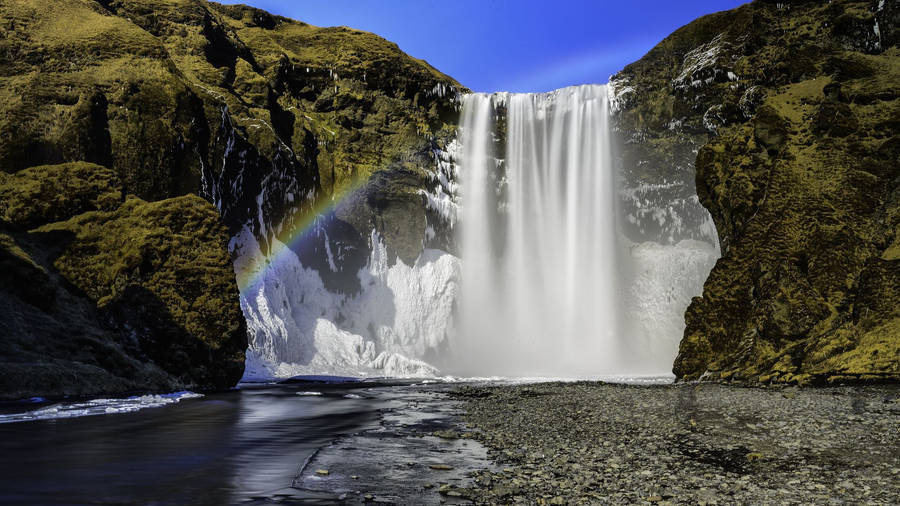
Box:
[672,33,740,92]
[234,227,458,380]
[421,138,462,228]
[620,183,720,246]
[424,82,463,107]
[608,76,635,114]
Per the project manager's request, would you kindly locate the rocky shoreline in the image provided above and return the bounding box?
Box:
[448,382,900,505]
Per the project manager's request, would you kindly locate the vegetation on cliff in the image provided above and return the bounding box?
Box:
[0,163,245,399]
[0,0,463,397]
[613,0,898,384]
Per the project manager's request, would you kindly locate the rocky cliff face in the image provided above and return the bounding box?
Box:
[613,0,899,384]
[0,162,246,399]
[0,0,462,397]
[3,0,896,392]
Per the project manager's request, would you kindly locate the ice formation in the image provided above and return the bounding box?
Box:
[234,227,458,380]
[235,84,718,380]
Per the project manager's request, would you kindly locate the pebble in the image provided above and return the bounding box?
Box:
[450,382,900,504]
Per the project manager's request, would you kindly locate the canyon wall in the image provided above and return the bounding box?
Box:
[613,0,898,384]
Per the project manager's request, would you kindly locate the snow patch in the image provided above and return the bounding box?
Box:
[608,76,635,113]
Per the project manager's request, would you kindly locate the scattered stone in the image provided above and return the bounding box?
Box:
[455,382,900,504]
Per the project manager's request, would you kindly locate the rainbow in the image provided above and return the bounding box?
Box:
[234,175,370,293]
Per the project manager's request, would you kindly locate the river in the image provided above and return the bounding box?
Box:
[0,379,491,505]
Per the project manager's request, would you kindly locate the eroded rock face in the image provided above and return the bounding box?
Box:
[0,0,463,396]
[0,163,246,399]
[0,0,464,290]
[614,0,899,384]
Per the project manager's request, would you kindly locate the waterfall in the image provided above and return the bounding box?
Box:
[232,83,717,380]
[453,85,718,377]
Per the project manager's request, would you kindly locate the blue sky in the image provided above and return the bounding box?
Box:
[220,0,748,93]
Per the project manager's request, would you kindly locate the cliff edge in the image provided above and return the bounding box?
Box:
[613,0,898,384]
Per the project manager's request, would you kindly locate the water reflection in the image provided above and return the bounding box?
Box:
[0,383,387,505]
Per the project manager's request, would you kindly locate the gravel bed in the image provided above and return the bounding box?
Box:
[448,382,900,505]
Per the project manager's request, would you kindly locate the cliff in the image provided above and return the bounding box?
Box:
[0,0,462,398]
[613,0,899,384]
[2,0,896,392]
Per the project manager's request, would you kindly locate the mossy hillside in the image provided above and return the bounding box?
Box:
[204,2,466,261]
[0,161,246,395]
[611,0,900,383]
[0,0,210,201]
[610,0,896,245]
[1,0,464,264]
[0,225,183,400]
[682,55,900,384]
[103,0,465,251]
[0,162,121,228]
[36,195,247,386]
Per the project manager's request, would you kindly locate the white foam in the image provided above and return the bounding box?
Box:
[0,391,203,424]
[455,86,623,376]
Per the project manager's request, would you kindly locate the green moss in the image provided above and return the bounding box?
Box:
[2,0,464,262]
[0,162,121,228]
[36,195,243,349]
[816,319,900,376]
[614,1,900,383]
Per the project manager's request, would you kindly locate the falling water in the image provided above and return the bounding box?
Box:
[236,83,717,380]
[455,85,624,376]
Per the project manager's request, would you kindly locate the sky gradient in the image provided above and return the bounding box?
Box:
[220,0,748,93]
